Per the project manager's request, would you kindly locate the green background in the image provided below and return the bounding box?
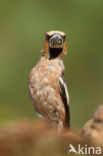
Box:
[0,0,103,128]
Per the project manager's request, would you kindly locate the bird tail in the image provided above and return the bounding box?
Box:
[65,106,70,128]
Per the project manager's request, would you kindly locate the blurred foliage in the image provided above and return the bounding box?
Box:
[0,0,103,127]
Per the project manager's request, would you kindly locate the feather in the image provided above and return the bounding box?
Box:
[59,75,70,127]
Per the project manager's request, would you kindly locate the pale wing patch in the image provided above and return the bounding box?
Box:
[59,77,69,106]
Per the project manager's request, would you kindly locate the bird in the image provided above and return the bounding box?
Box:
[80,105,103,145]
[28,30,70,131]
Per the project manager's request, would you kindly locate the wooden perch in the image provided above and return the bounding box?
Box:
[0,105,103,156]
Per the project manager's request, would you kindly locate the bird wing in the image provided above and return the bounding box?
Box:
[59,76,69,106]
[58,73,70,127]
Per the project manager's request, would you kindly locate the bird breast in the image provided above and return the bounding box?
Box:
[28,57,66,124]
[29,57,64,92]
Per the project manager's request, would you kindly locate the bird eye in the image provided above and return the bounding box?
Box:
[63,36,66,42]
[45,34,51,41]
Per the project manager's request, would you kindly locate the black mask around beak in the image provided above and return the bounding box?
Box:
[49,33,63,48]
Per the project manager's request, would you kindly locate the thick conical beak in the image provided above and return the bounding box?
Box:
[49,33,63,48]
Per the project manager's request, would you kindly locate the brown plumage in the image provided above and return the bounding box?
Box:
[80,105,103,145]
[28,31,70,131]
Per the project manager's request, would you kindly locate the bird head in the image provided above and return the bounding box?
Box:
[41,31,67,59]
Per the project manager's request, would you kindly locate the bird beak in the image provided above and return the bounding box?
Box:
[49,34,63,48]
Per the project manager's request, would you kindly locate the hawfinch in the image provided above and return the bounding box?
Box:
[80,105,103,145]
[28,31,70,131]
